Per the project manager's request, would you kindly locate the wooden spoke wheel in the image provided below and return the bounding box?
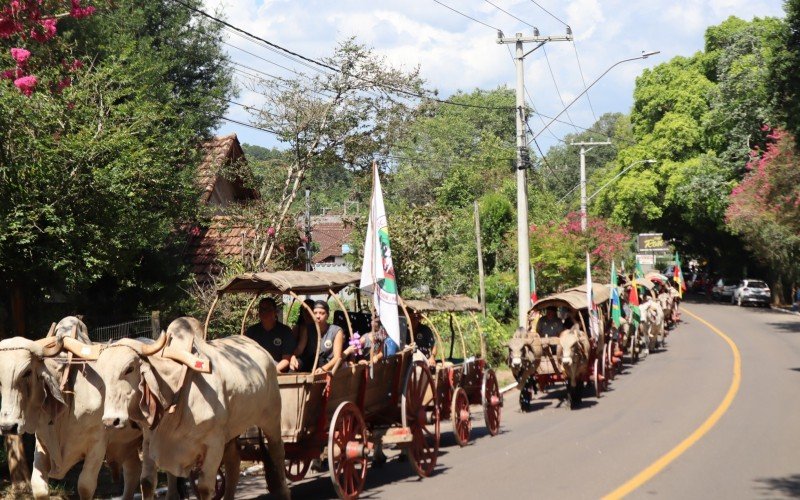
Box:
[451,387,471,447]
[593,358,603,398]
[481,369,501,436]
[189,466,225,500]
[402,362,440,478]
[328,402,368,500]
[285,457,312,482]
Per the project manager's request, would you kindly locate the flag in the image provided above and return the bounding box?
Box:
[530,268,538,304]
[635,260,645,279]
[586,253,600,340]
[673,251,686,297]
[610,261,621,327]
[360,163,401,346]
[628,281,641,328]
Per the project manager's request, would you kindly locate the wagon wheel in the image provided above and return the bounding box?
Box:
[189,467,225,500]
[328,401,368,500]
[631,331,639,364]
[451,387,471,446]
[593,358,603,398]
[481,369,501,436]
[285,458,311,482]
[402,362,440,478]
[603,343,614,382]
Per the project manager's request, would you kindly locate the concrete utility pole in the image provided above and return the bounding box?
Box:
[304,187,313,271]
[571,140,611,231]
[498,28,572,328]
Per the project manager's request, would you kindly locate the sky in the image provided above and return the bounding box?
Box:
[203,0,785,155]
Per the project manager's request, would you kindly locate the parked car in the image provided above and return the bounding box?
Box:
[732,279,771,307]
[712,278,737,301]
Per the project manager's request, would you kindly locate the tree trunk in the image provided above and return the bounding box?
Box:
[6,281,30,489]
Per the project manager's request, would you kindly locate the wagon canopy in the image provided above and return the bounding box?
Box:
[405,295,482,313]
[632,277,655,290]
[217,270,361,295]
[533,283,611,311]
[645,272,670,283]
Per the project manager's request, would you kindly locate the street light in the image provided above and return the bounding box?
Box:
[587,159,656,202]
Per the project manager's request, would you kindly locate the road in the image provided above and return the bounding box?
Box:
[235,299,800,499]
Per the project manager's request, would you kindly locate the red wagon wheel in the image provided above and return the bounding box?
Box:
[593,358,603,398]
[451,387,471,446]
[481,369,502,436]
[402,362,440,478]
[285,457,311,482]
[328,402,368,500]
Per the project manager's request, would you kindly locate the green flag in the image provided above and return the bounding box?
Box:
[635,261,645,279]
[611,261,621,327]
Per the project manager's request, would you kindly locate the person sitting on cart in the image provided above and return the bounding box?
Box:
[409,308,436,366]
[245,297,296,373]
[536,306,564,338]
[351,315,387,365]
[311,300,345,373]
[291,298,315,371]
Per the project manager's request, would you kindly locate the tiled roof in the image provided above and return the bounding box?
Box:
[197,134,259,205]
[311,218,353,263]
[185,216,259,282]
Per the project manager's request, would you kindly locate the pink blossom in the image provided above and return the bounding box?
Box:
[70,0,95,19]
[56,76,71,92]
[0,17,18,38]
[70,58,83,71]
[267,227,276,237]
[31,18,57,42]
[1,69,14,79]
[13,75,37,96]
[10,47,30,65]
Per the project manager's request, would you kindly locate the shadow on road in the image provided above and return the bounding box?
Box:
[767,321,800,334]
[754,474,800,497]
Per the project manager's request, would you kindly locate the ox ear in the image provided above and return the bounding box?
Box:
[38,363,66,422]
[138,363,167,429]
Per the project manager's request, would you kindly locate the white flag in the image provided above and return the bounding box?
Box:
[586,253,600,340]
[359,164,401,346]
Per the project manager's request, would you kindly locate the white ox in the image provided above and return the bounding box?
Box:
[639,299,666,351]
[62,316,290,500]
[0,317,142,499]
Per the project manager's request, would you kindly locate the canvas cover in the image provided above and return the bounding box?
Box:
[405,295,482,313]
[217,271,361,295]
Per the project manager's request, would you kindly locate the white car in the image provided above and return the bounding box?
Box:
[731,279,771,307]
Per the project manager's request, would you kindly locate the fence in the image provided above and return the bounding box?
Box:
[88,311,160,343]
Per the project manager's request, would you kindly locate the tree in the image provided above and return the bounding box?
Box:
[726,128,800,299]
[768,0,800,140]
[0,0,234,328]
[249,38,430,269]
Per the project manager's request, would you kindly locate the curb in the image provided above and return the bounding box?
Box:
[770,306,800,317]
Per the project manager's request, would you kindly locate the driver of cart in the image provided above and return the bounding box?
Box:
[245,297,297,373]
[312,300,345,374]
[536,306,564,338]
[409,309,436,366]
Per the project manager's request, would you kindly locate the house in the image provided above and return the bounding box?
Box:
[310,214,354,272]
[185,134,261,284]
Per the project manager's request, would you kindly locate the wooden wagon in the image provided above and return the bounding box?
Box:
[528,283,610,408]
[204,270,440,499]
[403,296,502,447]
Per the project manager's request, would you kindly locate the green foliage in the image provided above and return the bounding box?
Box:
[425,312,513,368]
[483,272,517,323]
[769,0,800,140]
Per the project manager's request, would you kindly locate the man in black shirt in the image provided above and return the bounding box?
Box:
[245,297,296,372]
[409,309,436,366]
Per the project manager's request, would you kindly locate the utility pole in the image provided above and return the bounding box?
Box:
[498,28,572,328]
[474,201,486,318]
[571,140,611,231]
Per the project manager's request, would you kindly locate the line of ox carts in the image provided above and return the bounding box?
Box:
[0,269,681,500]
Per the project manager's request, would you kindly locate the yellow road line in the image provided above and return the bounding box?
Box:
[602,307,742,499]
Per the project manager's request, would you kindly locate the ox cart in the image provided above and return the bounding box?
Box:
[526,284,610,409]
[204,270,440,499]
[403,296,502,446]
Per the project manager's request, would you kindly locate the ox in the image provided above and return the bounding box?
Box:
[62,316,289,500]
[658,291,675,330]
[0,317,143,500]
[639,299,666,352]
[506,327,542,410]
[558,325,590,409]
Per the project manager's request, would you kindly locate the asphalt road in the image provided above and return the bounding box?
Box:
[236,299,800,499]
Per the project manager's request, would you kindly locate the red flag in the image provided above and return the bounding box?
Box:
[629,284,640,307]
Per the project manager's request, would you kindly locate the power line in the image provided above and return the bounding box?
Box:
[433,0,502,32]
[528,0,569,27]
[572,42,598,123]
[542,46,580,133]
[483,0,535,29]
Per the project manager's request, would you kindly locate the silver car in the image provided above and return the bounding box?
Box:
[732,279,771,307]
[712,278,737,301]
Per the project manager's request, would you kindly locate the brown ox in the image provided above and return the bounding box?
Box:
[62,316,289,500]
[558,325,590,408]
[0,317,142,500]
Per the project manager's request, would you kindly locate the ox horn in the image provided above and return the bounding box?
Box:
[139,331,168,356]
[34,336,63,357]
[62,337,101,360]
[45,322,57,338]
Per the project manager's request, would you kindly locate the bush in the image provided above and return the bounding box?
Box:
[423,312,513,368]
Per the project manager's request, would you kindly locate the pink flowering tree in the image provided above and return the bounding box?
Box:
[0,0,94,96]
[726,127,800,292]
[529,211,632,294]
